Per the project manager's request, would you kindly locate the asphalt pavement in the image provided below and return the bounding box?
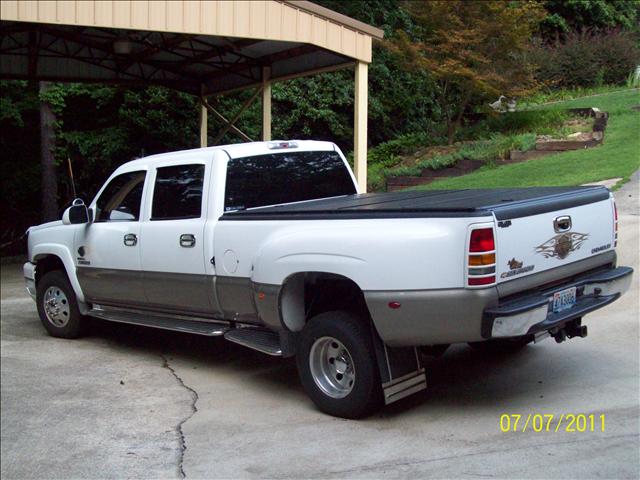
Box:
[2,174,638,479]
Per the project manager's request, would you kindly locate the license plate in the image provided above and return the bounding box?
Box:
[553,287,577,313]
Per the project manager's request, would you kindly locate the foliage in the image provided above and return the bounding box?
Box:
[460,109,568,140]
[387,0,545,144]
[414,90,640,191]
[539,0,640,39]
[55,85,200,203]
[387,133,536,178]
[367,132,436,168]
[0,81,41,247]
[627,65,640,88]
[366,132,440,190]
[369,108,570,190]
[517,84,633,107]
[529,29,640,88]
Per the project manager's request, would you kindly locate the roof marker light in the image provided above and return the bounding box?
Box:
[268,141,298,150]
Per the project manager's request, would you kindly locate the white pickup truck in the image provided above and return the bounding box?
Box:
[24,140,633,418]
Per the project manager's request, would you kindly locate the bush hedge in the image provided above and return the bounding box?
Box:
[530,29,640,88]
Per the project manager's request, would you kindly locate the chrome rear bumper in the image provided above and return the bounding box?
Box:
[483,266,633,339]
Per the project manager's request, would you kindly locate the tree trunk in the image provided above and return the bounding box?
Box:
[39,81,58,222]
[447,94,470,146]
[446,121,456,145]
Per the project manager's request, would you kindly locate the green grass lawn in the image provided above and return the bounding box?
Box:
[414,89,640,190]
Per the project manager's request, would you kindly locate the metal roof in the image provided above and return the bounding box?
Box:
[0,0,384,95]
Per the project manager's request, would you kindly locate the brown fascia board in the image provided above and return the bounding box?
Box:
[281,1,385,40]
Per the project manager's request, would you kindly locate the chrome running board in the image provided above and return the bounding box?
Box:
[88,305,229,336]
[224,327,282,356]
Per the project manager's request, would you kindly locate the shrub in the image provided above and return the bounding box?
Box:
[462,110,568,139]
[531,29,640,88]
[367,132,437,168]
[384,133,537,181]
[627,65,640,88]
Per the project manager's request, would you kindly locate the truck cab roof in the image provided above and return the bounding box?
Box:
[117,140,337,173]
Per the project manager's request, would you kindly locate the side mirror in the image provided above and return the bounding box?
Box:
[62,199,90,225]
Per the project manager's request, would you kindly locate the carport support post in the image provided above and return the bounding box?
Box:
[354,61,368,192]
[199,85,208,148]
[262,67,272,141]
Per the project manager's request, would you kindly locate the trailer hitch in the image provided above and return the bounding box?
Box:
[551,318,588,343]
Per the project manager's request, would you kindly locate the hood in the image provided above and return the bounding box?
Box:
[28,220,63,233]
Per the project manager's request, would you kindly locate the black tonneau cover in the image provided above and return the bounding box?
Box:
[221,186,610,221]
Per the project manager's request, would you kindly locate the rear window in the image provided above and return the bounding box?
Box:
[224,151,356,211]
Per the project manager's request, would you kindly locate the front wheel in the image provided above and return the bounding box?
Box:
[36,270,86,339]
[296,311,383,419]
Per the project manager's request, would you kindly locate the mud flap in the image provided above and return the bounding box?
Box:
[371,328,426,405]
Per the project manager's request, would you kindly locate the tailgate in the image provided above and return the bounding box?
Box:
[494,196,615,284]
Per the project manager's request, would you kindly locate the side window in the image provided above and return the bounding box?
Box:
[95,171,146,222]
[151,164,205,220]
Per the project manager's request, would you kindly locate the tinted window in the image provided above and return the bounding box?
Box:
[152,164,204,220]
[225,151,356,211]
[95,171,145,222]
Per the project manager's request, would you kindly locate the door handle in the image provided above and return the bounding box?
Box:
[123,233,137,246]
[180,234,196,248]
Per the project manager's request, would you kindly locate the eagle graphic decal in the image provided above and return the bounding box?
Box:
[535,232,589,260]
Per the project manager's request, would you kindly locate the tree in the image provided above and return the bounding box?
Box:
[388,0,545,144]
[39,81,58,221]
[540,0,640,40]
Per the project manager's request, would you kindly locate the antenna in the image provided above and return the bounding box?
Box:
[67,157,77,199]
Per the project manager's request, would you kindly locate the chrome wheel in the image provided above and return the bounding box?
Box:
[43,286,70,327]
[309,336,356,399]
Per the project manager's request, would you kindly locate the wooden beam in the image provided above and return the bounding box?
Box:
[204,44,318,83]
[354,61,368,192]
[35,25,202,83]
[200,98,253,143]
[262,66,272,141]
[199,85,208,148]
[204,61,355,97]
[211,87,262,145]
[173,38,264,68]
[118,33,190,70]
[27,30,38,77]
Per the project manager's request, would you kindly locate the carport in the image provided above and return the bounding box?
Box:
[0,1,384,191]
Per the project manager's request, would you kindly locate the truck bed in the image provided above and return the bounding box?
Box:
[221,186,610,221]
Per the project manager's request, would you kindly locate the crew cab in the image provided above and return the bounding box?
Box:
[24,140,633,418]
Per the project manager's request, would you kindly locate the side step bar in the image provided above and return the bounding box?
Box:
[224,328,282,356]
[89,305,284,355]
[88,306,229,336]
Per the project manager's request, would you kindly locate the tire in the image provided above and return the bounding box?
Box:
[296,310,383,419]
[36,270,86,339]
[469,335,534,354]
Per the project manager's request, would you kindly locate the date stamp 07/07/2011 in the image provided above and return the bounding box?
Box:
[499,414,606,433]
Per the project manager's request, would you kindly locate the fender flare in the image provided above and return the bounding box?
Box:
[32,243,87,308]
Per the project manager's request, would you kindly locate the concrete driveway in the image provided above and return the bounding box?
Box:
[2,176,638,479]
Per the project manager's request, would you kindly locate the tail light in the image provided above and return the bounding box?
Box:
[613,201,618,247]
[467,227,496,287]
